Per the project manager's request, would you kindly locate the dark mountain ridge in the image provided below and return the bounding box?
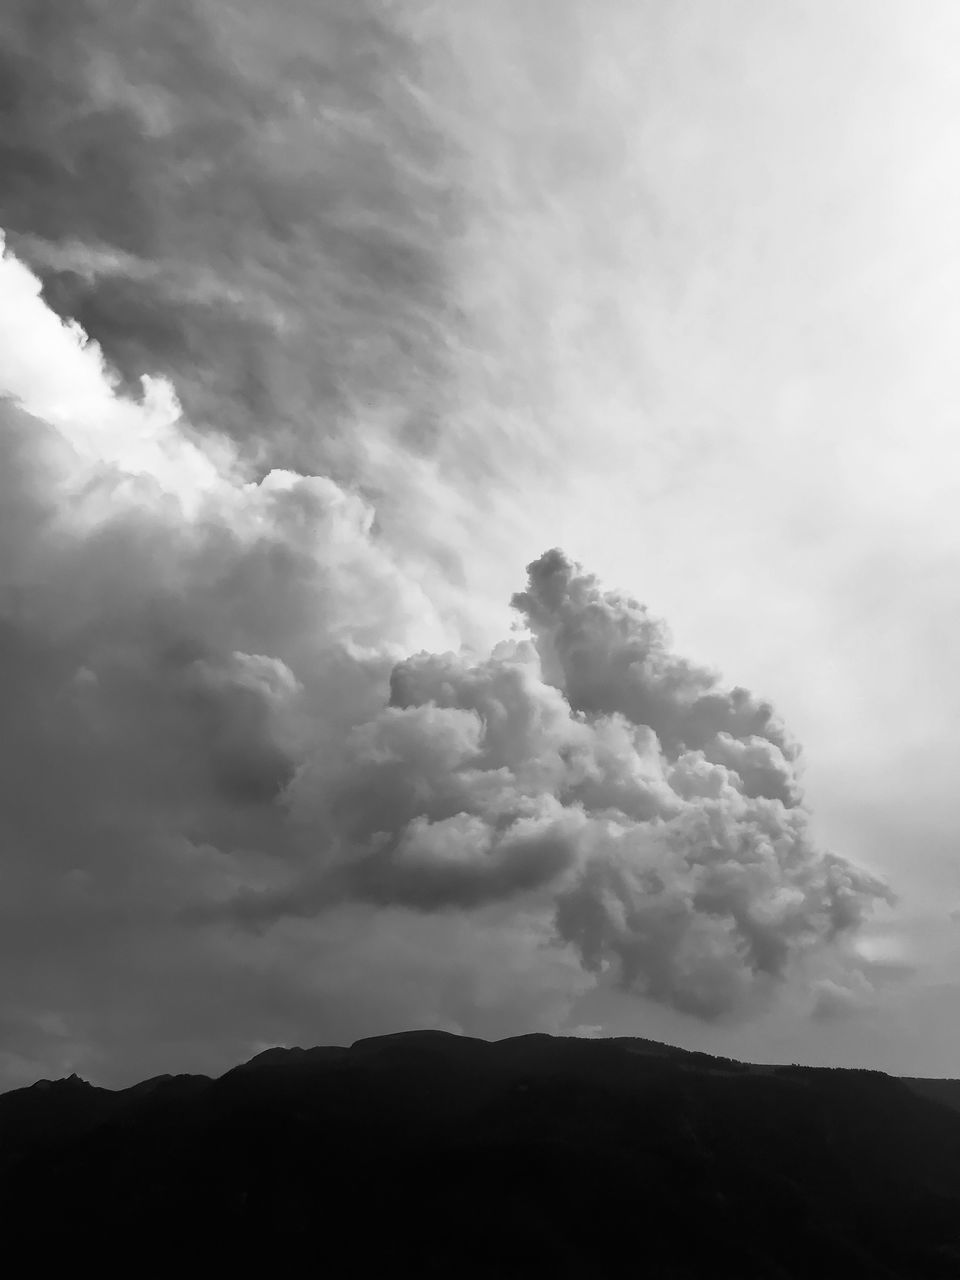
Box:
[3,1030,960,1277]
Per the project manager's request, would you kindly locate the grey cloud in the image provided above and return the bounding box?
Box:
[811,976,876,1022]
[271,567,891,1017]
[182,651,302,807]
[555,803,890,1018]
[0,192,484,1085]
[349,807,583,911]
[0,0,460,471]
[0,300,893,1069]
[701,733,801,807]
[0,369,441,957]
[511,548,796,777]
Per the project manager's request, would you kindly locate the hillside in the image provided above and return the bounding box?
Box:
[3,1031,960,1276]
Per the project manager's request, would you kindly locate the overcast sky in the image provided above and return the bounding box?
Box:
[2,0,960,1088]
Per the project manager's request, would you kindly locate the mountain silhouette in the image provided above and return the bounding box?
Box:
[3,1031,960,1277]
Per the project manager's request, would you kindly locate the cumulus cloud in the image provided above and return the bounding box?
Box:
[267,553,888,1018]
[511,549,798,787]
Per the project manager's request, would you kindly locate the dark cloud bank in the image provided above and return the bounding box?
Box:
[0,0,458,470]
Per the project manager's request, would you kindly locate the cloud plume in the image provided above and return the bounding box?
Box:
[275,551,889,1018]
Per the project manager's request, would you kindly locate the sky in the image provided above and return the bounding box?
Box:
[1,0,960,1087]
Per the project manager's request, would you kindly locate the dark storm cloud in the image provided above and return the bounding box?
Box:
[0,0,458,467]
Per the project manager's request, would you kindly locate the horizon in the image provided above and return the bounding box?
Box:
[2,1023,956,1098]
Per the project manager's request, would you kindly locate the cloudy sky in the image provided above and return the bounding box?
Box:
[2,0,960,1088]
